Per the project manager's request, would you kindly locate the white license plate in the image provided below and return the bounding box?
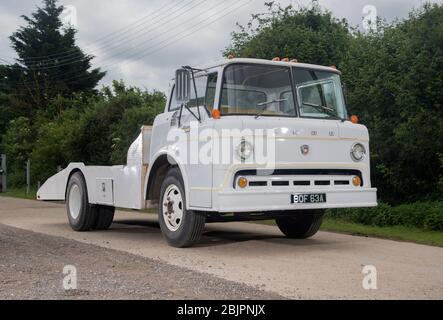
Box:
[291,193,327,204]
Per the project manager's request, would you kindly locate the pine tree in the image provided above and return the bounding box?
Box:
[7,0,105,112]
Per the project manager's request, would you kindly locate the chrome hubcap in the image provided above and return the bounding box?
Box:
[162,184,183,232]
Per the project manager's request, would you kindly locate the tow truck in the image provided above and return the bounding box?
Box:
[37,58,377,247]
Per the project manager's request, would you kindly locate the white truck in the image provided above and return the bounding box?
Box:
[37,58,377,247]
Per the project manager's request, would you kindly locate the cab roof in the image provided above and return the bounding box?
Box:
[196,58,341,75]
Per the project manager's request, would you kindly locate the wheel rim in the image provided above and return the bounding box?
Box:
[162,184,184,232]
[68,184,82,219]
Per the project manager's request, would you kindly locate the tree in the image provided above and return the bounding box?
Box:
[7,0,105,113]
[340,4,443,203]
[224,1,350,66]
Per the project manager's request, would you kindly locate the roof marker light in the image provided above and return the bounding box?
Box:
[272,57,280,61]
[350,115,359,124]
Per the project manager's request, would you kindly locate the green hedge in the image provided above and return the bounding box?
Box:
[326,201,443,231]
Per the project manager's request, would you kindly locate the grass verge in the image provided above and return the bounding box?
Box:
[257,218,443,247]
[0,187,37,200]
[320,217,443,247]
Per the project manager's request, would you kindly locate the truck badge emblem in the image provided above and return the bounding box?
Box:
[301,145,309,155]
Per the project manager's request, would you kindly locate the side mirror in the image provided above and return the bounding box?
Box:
[175,68,191,104]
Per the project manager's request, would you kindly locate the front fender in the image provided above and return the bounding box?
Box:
[144,150,191,209]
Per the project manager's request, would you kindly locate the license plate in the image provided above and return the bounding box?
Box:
[291,193,327,204]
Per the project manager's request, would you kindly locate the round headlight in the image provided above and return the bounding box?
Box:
[236,140,253,161]
[350,143,366,162]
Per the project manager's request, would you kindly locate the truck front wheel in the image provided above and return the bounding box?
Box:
[275,210,325,239]
[158,167,205,247]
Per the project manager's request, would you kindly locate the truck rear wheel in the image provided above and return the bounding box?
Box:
[66,172,97,231]
[93,205,115,230]
[275,210,325,239]
[158,167,205,248]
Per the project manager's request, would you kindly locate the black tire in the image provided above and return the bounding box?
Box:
[66,172,97,231]
[92,205,115,230]
[275,210,325,239]
[158,167,206,248]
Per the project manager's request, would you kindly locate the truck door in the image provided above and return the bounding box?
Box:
[169,72,218,209]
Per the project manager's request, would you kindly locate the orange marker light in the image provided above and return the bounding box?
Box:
[238,177,248,188]
[227,54,235,59]
[272,57,280,61]
[350,115,359,124]
[212,109,221,119]
[290,59,298,63]
[281,58,289,62]
[330,65,337,69]
[352,176,361,187]
[352,175,362,187]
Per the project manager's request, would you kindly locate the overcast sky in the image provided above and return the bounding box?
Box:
[0,0,441,92]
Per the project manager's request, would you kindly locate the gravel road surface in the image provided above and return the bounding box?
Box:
[0,224,280,299]
[0,197,442,299]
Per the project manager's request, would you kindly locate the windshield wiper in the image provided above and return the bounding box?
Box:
[302,102,346,122]
[255,99,288,119]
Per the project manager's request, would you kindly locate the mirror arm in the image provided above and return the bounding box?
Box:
[189,68,202,122]
[178,103,184,127]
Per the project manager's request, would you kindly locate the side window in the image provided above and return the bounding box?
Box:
[188,75,209,108]
[169,72,218,113]
[168,86,180,112]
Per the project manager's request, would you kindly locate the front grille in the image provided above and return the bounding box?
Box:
[234,169,363,189]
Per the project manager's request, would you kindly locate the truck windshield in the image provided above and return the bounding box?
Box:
[293,69,347,119]
[220,63,348,119]
[220,64,296,116]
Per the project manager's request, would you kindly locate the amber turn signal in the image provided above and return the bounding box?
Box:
[238,177,248,188]
[272,57,280,61]
[352,176,362,187]
[350,115,359,124]
[212,109,221,119]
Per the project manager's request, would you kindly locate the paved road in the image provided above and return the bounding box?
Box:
[0,197,442,299]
